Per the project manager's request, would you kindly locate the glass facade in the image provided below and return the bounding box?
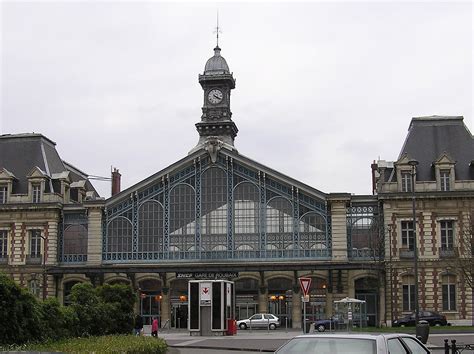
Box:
[347,205,382,259]
[103,155,329,262]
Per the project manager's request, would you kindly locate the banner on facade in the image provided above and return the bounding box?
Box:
[176,272,238,280]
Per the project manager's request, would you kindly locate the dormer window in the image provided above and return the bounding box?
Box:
[440,170,450,191]
[0,185,7,204]
[401,172,412,192]
[32,184,41,203]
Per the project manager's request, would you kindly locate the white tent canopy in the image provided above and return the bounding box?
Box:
[334,297,366,304]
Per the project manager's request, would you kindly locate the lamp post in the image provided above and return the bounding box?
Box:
[408,159,419,324]
[39,234,47,300]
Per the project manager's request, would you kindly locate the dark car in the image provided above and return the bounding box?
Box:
[392,311,448,327]
[314,316,344,332]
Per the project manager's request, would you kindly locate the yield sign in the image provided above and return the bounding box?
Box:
[299,277,311,296]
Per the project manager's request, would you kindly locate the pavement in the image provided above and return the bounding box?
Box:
[158,328,474,353]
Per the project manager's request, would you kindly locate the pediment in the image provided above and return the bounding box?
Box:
[395,153,413,166]
[27,166,48,178]
[52,171,71,182]
[0,168,16,180]
[434,152,455,165]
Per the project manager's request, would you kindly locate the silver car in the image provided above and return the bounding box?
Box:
[237,313,280,330]
[275,333,430,354]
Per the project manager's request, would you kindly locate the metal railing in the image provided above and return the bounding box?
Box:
[443,339,474,354]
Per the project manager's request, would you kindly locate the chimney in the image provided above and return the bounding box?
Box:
[111,167,121,196]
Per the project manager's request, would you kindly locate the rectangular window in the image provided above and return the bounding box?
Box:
[401,221,414,250]
[32,184,41,203]
[0,230,7,258]
[30,230,42,257]
[440,220,454,250]
[440,170,450,191]
[401,172,412,192]
[402,284,415,311]
[0,186,7,204]
[442,283,456,311]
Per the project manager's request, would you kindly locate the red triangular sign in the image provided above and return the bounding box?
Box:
[299,277,311,296]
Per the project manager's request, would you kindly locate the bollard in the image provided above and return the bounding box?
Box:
[267,318,270,333]
[451,339,457,354]
[444,339,449,354]
[285,317,288,332]
[250,319,252,332]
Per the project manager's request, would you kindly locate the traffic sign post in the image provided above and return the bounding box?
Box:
[299,278,312,334]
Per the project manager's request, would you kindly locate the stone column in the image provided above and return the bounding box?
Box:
[326,291,334,317]
[84,202,105,265]
[161,287,171,328]
[258,286,268,313]
[327,194,351,262]
[292,288,302,329]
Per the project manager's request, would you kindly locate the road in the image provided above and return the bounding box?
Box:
[160,329,474,353]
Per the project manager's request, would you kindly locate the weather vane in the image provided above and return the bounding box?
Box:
[213,11,221,47]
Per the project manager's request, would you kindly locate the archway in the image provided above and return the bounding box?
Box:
[235,278,259,320]
[170,279,188,329]
[306,277,327,321]
[138,278,162,325]
[355,277,379,326]
[267,277,293,327]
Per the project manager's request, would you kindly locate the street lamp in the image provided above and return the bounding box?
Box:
[407,159,419,324]
[39,234,47,300]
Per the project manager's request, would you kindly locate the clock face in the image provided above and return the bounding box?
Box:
[208,89,223,104]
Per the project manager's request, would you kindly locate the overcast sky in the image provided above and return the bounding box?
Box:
[1,1,472,198]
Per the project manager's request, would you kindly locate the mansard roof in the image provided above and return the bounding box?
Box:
[107,145,327,206]
[0,133,98,195]
[398,116,474,181]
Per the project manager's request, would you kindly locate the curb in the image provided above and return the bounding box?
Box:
[168,344,274,352]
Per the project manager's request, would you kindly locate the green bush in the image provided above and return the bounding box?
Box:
[0,273,42,344]
[39,297,73,340]
[97,283,135,334]
[24,335,168,354]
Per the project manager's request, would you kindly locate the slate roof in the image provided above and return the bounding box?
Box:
[0,133,98,195]
[398,116,474,181]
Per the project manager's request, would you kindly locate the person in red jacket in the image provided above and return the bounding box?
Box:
[151,317,159,337]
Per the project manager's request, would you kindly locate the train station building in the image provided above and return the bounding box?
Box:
[1,44,473,328]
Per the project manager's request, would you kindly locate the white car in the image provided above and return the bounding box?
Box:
[275,333,430,354]
[237,313,280,330]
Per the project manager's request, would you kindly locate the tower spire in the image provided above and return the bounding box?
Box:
[214,11,221,47]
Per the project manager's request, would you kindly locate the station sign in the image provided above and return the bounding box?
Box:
[176,272,238,279]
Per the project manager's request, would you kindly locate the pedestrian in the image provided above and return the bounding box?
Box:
[151,317,159,337]
[134,314,143,336]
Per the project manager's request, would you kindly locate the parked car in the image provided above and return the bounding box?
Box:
[313,316,344,332]
[392,311,448,327]
[237,313,279,330]
[275,333,430,354]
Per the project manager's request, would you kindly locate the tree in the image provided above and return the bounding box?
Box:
[0,273,42,345]
[453,212,474,290]
[96,283,135,334]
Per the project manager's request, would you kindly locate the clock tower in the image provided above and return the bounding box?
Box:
[193,45,238,152]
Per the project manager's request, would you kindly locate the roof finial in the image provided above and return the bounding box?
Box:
[214,10,221,48]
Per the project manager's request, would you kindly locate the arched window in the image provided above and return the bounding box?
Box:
[63,224,88,255]
[169,184,195,252]
[442,274,456,311]
[234,182,260,251]
[266,197,293,250]
[299,212,327,250]
[63,280,81,306]
[138,200,163,253]
[107,217,132,253]
[201,168,227,251]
